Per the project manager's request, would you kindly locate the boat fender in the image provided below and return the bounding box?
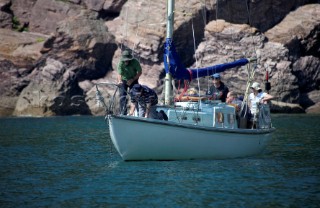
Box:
[265,82,271,92]
[157,110,168,121]
[265,70,271,92]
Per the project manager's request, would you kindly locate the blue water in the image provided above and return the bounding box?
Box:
[0,115,319,207]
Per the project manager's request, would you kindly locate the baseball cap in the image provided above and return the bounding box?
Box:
[131,84,142,93]
[211,73,221,79]
[250,82,261,90]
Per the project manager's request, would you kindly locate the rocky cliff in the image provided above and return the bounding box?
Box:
[0,0,319,117]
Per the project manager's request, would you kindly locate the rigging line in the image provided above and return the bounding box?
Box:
[191,18,202,97]
[213,0,219,76]
[123,5,129,47]
[133,26,142,62]
[199,0,211,90]
[241,62,256,113]
[132,19,141,62]
[131,6,140,58]
[227,0,236,61]
[198,0,209,96]
[189,0,210,91]
[201,0,207,24]
[239,1,260,114]
[245,0,257,58]
[132,0,152,60]
[132,7,141,56]
[116,4,129,74]
[240,69,251,113]
[206,0,221,91]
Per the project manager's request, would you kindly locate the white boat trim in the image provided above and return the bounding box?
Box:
[108,114,275,135]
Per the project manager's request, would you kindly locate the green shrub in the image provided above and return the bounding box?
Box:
[12,16,20,30]
[36,37,45,43]
[12,16,29,32]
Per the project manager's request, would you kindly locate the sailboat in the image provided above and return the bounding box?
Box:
[96,0,276,161]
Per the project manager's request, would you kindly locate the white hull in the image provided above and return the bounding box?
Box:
[108,115,275,161]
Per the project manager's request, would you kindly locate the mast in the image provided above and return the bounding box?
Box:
[164,0,175,105]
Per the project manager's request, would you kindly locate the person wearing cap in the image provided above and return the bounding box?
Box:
[249,82,274,114]
[117,49,142,115]
[128,84,158,119]
[206,73,229,102]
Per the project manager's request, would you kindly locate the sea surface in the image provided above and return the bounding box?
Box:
[0,114,319,208]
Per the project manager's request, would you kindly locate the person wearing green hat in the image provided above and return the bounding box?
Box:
[117,49,142,115]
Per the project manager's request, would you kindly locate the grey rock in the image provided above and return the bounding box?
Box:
[0,11,12,29]
[11,0,37,27]
[29,0,83,34]
[11,10,117,116]
[83,0,105,11]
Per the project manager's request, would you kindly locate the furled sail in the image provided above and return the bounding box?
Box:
[164,38,250,80]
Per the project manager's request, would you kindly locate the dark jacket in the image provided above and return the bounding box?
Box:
[206,82,229,102]
[130,85,158,106]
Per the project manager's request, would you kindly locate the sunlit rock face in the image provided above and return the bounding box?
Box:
[0,1,319,116]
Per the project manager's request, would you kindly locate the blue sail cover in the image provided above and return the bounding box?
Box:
[164,38,249,80]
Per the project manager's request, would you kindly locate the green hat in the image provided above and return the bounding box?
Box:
[121,50,133,61]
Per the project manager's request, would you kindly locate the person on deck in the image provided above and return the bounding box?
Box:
[227,91,250,128]
[117,50,142,115]
[248,82,274,128]
[206,73,229,102]
[248,82,274,115]
[226,91,242,112]
[128,84,159,119]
